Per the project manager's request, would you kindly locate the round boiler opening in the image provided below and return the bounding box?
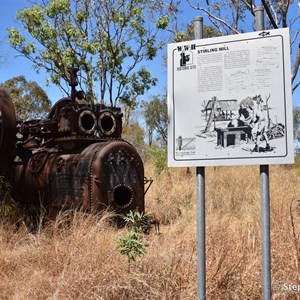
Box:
[99,112,116,135]
[81,114,95,130]
[78,111,96,134]
[101,115,114,132]
[114,185,133,207]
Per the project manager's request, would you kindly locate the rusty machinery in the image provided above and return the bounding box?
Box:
[0,68,152,217]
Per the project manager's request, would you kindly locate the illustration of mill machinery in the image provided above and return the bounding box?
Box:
[202,95,285,147]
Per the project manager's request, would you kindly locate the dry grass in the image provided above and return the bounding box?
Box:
[1,162,300,299]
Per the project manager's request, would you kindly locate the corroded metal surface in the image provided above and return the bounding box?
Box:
[12,140,144,216]
[0,90,16,174]
[2,70,146,217]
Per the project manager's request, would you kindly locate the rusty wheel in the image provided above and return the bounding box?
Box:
[0,90,16,174]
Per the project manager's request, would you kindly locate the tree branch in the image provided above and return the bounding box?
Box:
[186,0,240,34]
[240,0,255,16]
[269,1,279,26]
[261,0,278,29]
[292,43,300,84]
[291,28,300,47]
[293,81,300,94]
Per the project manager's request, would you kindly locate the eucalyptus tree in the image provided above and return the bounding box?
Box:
[0,76,51,120]
[8,0,173,106]
[143,95,168,147]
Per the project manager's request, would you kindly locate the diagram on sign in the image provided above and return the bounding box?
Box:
[197,94,284,152]
[168,28,294,166]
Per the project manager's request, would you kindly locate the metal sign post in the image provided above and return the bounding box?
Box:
[260,164,271,299]
[196,166,206,300]
[194,16,206,300]
[255,7,272,300]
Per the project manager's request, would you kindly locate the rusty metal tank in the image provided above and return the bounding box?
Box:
[12,140,144,216]
[0,90,16,175]
[0,68,148,217]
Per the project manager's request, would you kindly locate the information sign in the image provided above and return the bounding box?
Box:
[168,28,294,167]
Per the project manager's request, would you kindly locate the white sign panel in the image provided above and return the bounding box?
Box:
[168,28,294,167]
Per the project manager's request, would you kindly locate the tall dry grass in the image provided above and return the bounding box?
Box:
[0,162,300,299]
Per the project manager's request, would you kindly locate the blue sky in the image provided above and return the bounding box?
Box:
[0,0,299,107]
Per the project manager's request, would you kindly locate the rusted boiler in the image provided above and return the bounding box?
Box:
[0,69,147,217]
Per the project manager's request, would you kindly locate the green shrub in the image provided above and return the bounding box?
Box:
[148,146,168,174]
[115,211,149,272]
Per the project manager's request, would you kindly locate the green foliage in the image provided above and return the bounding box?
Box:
[0,76,51,119]
[149,146,168,175]
[8,0,173,106]
[122,120,146,157]
[156,15,170,29]
[143,95,168,147]
[116,230,146,262]
[122,210,149,233]
[116,211,149,266]
[0,202,17,219]
[119,67,157,108]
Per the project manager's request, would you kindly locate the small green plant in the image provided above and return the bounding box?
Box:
[116,211,149,272]
[116,230,146,263]
[122,210,149,233]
